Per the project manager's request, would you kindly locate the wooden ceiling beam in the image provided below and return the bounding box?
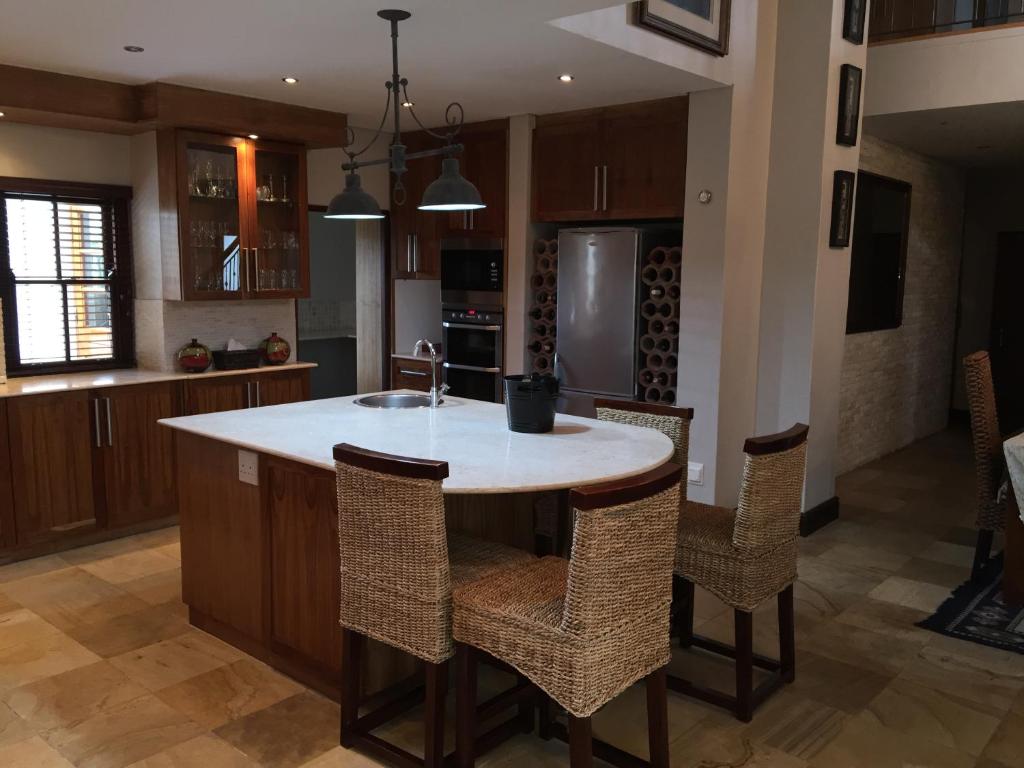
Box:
[0,65,347,147]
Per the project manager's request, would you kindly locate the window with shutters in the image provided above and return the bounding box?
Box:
[0,178,134,375]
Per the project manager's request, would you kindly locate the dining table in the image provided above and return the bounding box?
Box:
[1000,435,1024,604]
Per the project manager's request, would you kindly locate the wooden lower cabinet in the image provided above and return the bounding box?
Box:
[7,391,97,545]
[390,356,439,392]
[184,374,249,415]
[256,369,310,407]
[184,368,311,414]
[95,382,181,529]
[0,401,16,549]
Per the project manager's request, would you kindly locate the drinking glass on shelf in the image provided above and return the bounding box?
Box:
[204,161,215,198]
[281,174,290,204]
[287,268,298,290]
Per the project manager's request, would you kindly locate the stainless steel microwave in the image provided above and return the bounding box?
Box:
[440,238,503,309]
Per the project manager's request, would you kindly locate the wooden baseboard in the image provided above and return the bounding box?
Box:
[800,496,839,537]
[0,516,178,566]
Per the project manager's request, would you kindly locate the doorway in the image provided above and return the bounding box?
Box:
[990,232,1024,432]
[297,208,390,398]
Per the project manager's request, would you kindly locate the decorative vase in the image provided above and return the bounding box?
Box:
[177,338,211,373]
[261,332,291,365]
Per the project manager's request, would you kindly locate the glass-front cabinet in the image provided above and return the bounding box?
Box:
[177,132,308,301]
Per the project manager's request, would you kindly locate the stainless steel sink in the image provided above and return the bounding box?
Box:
[354,393,437,409]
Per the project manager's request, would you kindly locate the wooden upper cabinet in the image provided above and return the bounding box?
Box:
[532,97,688,223]
[7,391,97,544]
[532,116,602,222]
[391,131,441,280]
[94,382,181,528]
[602,98,687,221]
[442,121,509,238]
[175,130,309,301]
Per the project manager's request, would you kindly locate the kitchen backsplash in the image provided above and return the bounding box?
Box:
[135,298,298,372]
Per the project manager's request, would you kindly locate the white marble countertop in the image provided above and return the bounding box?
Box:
[159,391,674,494]
[1003,434,1024,523]
[0,362,317,399]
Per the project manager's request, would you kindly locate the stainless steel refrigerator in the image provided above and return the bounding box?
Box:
[554,227,674,417]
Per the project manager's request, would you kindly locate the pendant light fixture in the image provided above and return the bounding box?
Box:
[325,9,485,220]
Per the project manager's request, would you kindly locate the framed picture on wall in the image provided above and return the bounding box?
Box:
[837,64,863,146]
[632,0,731,56]
[843,0,866,44]
[829,170,856,248]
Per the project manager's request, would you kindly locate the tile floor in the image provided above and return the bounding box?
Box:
[0,427,1021,767]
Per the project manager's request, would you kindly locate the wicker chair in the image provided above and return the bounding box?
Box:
[334,444,535,768]
[669,424,808,722]
[453,463,683,768]
[963,351,1007,579]
[594,399,694,629]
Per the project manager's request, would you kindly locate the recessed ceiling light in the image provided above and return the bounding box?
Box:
[558,73,574,83]
[248,134,259,140]
[282,76,298,84]
[0,112,5,118]
[402,100,415,108]
[123,45,144,53]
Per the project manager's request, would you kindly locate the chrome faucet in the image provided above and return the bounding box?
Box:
[413,339,449,408]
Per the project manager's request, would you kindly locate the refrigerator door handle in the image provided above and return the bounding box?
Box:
[593,166,599,211]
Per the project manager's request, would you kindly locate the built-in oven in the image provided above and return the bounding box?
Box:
[440,238,503,309]
[442,308,503,403]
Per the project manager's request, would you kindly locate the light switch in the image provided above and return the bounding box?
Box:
[238,450,259,485]
[687,462,704,486]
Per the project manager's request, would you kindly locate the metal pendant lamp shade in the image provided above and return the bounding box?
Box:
[418,157,485,211]
[325,172,384,220]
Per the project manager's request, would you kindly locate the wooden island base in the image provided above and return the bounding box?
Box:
[174,431,547,700]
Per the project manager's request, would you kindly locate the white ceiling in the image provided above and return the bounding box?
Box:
[0,0,718,129]
[864,101,1024,169]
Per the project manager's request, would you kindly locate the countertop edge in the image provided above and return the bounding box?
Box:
[0,362,318,399]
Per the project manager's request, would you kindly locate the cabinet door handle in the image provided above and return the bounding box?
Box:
[470,210,475,229]
[406,235,413,273]
[593,165,599,211]
[93,399,102,448]
[253,247,261,291]
[602,165,608,211]
[246,381,252,408]
[411,234,418,273]
[399,368,430,377]
[256,380,262,407]
[104,397,113,447]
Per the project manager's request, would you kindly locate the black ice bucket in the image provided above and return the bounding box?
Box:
[504,374,560,434]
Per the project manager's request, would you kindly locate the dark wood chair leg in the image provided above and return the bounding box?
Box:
[339,628,363,747]
[567,713,594,768]
[516,673,535,734]
[646,667,670,768]
[734,609,754,722]
[455,643,477,768]
[673,575,694,648]
[973,528,994,581]
[538,694,554,740]
[778,585,795,684]
[424,660,447,768]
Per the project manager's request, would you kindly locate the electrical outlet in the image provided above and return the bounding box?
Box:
[687,461,704,486]
[238,450,259,486]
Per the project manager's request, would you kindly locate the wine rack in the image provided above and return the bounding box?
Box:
[638,245,682,404]
[527,237,558,374]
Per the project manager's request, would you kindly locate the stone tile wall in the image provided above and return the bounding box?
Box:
[837,136,965,473]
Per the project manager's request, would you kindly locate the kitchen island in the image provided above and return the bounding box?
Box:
[160,392,673,699]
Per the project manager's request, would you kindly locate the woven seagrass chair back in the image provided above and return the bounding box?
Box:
[561,464,683,639]
[731,425,809,555]
[333,443,452,662]
[594,400,693,502]
[963,351,1004,528]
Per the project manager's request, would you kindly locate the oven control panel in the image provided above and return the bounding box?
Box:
[443,309,503,325]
